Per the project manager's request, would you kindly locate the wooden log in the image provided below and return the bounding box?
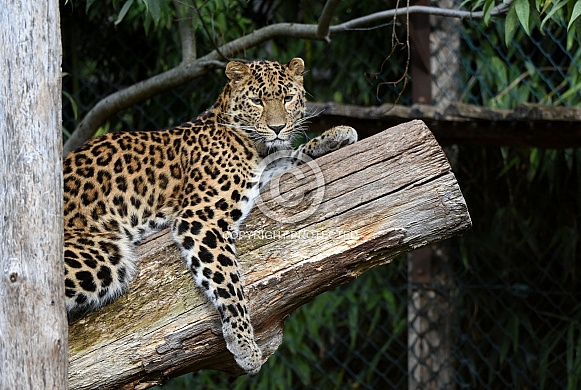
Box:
[68,120,472,389]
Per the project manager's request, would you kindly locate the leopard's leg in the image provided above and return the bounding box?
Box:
[64,232,137,322]
[171,215,262,374]
[298,125,358,158]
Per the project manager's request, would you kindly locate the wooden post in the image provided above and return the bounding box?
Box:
[408,5,456,388]
[409,0,432,105]
[408,5,460,386]
[408,246,455,390]
[0,1,67,389]
[68,120,471,389]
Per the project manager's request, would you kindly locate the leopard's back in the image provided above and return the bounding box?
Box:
[64,129,185,314]
[64,130,183,237]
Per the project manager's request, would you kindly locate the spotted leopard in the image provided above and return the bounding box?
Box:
[63,58,357,374]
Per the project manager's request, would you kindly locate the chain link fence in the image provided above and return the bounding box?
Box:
[61,2,580,388]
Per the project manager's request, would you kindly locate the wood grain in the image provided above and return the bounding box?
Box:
[0,2,67,389]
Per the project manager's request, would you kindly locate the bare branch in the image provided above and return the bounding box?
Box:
[317,0,341,41]
[64,2,512,154]
[63,59,224,155]
[331,1,513,32]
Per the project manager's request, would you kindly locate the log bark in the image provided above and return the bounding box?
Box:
[68,120,472,389]
[0,1,67,389]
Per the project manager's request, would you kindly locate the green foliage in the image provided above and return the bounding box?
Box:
[460,14,580,108]
[466,0,581,49]
[86,0,173,31]
[513,0,533,36]
[89,0,255,42]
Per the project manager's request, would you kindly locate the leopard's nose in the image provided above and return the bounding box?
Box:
[267,124,285,134]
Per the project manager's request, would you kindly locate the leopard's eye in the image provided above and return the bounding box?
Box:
[284,95,294,103]
[251,98,263,106]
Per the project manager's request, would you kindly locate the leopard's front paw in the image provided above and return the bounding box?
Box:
[302,125,358,158]
[325,125,358,150]
[223,322,263,374]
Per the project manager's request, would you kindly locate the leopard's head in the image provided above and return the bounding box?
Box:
[223,58,306,155]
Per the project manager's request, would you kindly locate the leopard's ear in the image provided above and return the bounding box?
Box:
[287,57,305,79]
[225,61,251,86]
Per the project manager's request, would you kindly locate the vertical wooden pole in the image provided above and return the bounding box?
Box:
[408,3,455,389]
[0,1,67,389]
[408,246,455,390]
[408,5,434,387]
[409,0,432,105]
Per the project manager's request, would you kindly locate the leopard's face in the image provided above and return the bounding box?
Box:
[223,58,306,154]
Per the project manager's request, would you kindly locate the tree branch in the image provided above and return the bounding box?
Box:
[331,1,513,32]
[317,0,341,41]
[63,59,223,155]
[63,2,512,154]
[68,121,472,389]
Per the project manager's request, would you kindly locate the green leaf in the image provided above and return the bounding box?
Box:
[142,0,161,26]
[62,90,78,121]
[541,0,568,30]
[491,56,508,86]
[483,0,496,25]
[560,81,581,101]
[541,0,552,14]
[568,1,581,30]
[348,303,359,349]
[497,155,520,178]
[566,325,575,388]
[115,0,135,25]
[568,16,581,51]
[514,0,531,35]
[293,359,312,382]
[539,339,550,388]
[505,5,519,46]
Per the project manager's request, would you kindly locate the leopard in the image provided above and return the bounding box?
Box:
[63,57,357,374]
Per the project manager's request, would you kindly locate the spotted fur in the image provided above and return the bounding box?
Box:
[64,58,357,374]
